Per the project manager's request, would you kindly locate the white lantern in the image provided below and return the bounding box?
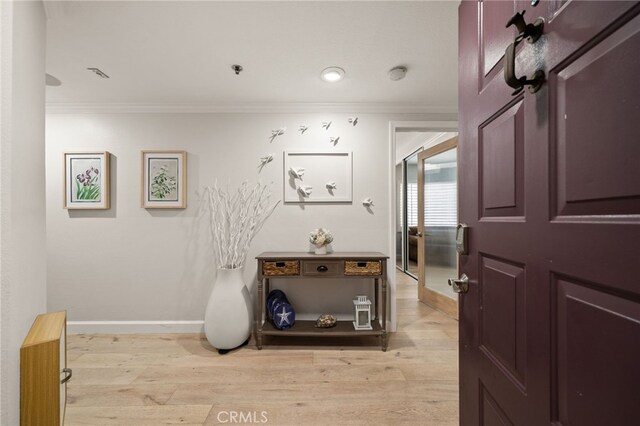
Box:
[353,295,372,330]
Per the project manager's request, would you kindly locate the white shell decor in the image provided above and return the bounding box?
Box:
[298,125,308,134]
[321,121,332,130]
[297,185,313,197]
[362,197,374,207]
[269,127,286,142]
[326,182,337,190]
[347,117,359,126]
[329,136,340,146]
[288,167,305,180]
[258,154,274,171]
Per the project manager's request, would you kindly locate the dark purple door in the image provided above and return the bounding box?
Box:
[458,1,640,424]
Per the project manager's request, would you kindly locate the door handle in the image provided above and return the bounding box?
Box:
[448,274,469,294]
[61,368,72,384]
[504,11,545,96]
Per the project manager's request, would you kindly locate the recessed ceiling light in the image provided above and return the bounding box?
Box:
[321,67,345,83]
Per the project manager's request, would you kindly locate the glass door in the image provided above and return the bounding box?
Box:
[417,137,458,318]
[396,150,421,278]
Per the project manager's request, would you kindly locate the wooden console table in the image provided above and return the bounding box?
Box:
[255,252,388,351]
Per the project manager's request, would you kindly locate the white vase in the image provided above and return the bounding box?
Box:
[314,245,327,255]
[204,266,252,351]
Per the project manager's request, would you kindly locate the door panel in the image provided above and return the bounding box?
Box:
[479,256,527,388]
[553,276,640,425]
[481,1,517,78]
[479,100,525,218]
[552,12,640,217]
[481,385,514,426]
[459,1,640,425]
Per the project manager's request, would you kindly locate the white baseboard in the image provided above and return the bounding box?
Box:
[67,320,204,334]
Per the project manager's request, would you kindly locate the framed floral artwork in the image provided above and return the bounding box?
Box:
[64,152,110,209]
[141,151,187,208]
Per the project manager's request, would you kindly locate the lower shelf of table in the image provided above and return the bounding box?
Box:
[259,320,384,337]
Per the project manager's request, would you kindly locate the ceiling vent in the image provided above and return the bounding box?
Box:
[87,68,110,78]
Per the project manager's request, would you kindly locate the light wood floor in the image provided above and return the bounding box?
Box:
[65,272,459,425]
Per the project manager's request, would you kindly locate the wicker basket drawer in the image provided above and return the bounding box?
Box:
[344,260,382,276]
[262,261,300,276]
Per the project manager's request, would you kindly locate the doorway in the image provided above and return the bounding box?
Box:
[417,137,458,319]
[393,125,458,279]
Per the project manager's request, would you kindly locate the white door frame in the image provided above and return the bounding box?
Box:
[387,121,458,331]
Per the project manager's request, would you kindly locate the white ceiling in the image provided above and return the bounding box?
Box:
[45,1,459,109]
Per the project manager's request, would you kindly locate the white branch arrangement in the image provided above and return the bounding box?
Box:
[202,181,280,269]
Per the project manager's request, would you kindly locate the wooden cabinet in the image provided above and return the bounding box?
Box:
[20,311,70,426]
[255,252,389,351]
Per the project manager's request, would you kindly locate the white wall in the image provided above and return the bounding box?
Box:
[46,112,455,332]
[0,1,47,424]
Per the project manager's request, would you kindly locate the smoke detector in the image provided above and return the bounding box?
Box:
[388,66,407,81]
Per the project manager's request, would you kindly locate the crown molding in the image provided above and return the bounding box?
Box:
[45,102,458,115]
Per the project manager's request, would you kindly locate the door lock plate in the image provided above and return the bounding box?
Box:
[456,224,469,255]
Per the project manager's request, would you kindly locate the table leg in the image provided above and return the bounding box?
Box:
[374,277,379,321]
[257,278,263,350]
[381,275,387,351]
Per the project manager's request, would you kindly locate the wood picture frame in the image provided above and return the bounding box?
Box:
[141,150,187,209]
[283,151,353,203]
[63,151,110,209]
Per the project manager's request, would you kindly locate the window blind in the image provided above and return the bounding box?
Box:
[425,182,457,227]
[406,183,418,226]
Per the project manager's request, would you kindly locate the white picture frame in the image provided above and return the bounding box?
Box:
[63,151,110,210]
[141,151,187,209]
[284,151,352,203]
